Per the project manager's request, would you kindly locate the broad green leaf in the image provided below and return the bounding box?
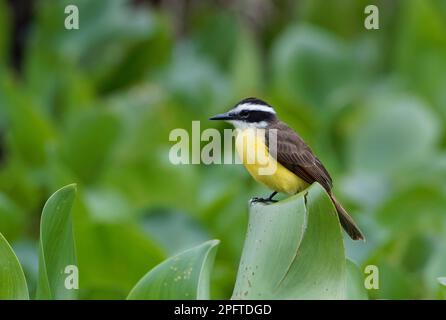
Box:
[98,15,173,93]
[102,93,203,210]
[424,240,446,297]
[231,28,262,96]
[367,262,418,300]
[346,94,440,174]
[75,222,165,298]
[438,278,446,300]
[61,110,120,183]
[395,0,446,118]
[10,240,39,299]
[36,184,78,299]
[140,209,209,256]
[0,193,25,241]
[127,240,219,300]
[232,183,346,299]
[0,232,29,299]
[191,11,237,68]
[298,0,371,38]
[346,259,368,300]
[0,76,54,166]
[161,43,230,112]
[271,25,357,109]
[28,0,156,75]
[376,186,446,233]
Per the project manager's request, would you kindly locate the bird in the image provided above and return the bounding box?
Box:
[209,97,364,241]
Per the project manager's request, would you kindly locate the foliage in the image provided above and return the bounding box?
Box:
[0,232,29,299]
[36,184,77,299]
[127,240,219,300]
[0,184,363,300]
[233,183,347,299]
[0,0,445,299]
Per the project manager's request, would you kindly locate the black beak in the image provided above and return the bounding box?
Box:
[209,112,233,121]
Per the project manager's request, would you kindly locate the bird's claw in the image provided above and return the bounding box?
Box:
[250,197,278,204]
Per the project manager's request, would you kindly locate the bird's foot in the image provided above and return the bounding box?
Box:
[250,197,278,204]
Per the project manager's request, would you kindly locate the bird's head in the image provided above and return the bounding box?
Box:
[209,97,277,129]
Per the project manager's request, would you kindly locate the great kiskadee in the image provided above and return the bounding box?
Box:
[210,97,364,241]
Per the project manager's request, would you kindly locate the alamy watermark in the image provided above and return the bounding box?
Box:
[169,121,278,176]
[64,5,79,30]
[64,265,79,290]
[364,265,379,290]
[364,5,379,30]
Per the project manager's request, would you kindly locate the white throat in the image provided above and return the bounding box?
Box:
[228,120,269,129]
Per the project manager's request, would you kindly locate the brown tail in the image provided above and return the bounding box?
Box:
[328,192,365,241]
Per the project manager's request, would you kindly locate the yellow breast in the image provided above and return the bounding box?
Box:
[235,128,308,195]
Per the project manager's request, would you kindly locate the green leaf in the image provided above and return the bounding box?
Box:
[376,186,446,233]
[395,0,446,118]
[0,192,25,241]
[367,262,418,299]
[346,259,368,300]
[0,75,54,166]
[232,183,346,299]
[0,232,29,299]
[438,278,446,300]
[28,0,156,76]
[75,222,165,298]
[346,94,440,174]
[424,240,446,297]
[231,28,262,96]
[127,240,219,300]
[140,209,209,256]
[271,25,357,109]
[191,11,237,68]
[61,110,120,183]
[36,184,78,300]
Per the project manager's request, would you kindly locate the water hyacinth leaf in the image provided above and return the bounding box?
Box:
[376,186,446,233]
[425,241,446,295]
[367,262,417,300]
[36,184,78,299]
[0,232,29,299]
[61,110,120,183]
[395,0,446,118]
[439,278,446,299]
[271,25,356,109]
[346,259,368,300]
[0,77,54,166]
[127,240,219,300]
[140,209,210,256]
[232,183,346,299]
[231,28,262,96]
[0,193,25,241]
[75,222,165,297]
[29,0,156,74]
[347,94,440,174]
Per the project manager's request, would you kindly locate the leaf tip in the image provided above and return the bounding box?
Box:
[207,239,220,247]
[65,183,78,192]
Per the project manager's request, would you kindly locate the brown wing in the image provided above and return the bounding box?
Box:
[265,121,333,191]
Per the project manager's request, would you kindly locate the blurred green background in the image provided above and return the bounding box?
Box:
[0,0,445,299]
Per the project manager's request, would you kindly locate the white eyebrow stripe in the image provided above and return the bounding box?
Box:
[232,103,276,114]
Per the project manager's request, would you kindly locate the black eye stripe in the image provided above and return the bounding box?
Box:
[241,110,275,122]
